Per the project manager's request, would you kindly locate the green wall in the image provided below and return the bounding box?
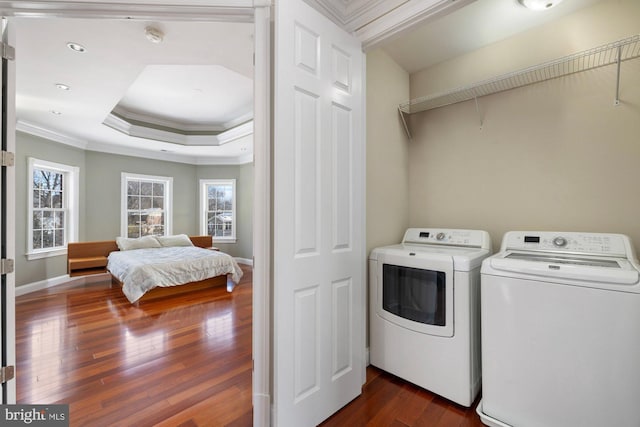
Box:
[196,163,254,260]
[84,151,198,240]
[16,131,253,287]
[16,133,87,286]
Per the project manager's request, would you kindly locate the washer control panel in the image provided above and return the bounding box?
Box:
[502,231,629,256]
[403,228,490,249]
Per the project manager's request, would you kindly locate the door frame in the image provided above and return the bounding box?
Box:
[0,1,271,425]
[1,16,16,404]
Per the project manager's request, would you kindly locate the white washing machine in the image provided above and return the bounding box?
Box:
[478,231,640,427]
[369,228,492,406]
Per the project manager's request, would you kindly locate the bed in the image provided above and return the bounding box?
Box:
[68,235,243,304]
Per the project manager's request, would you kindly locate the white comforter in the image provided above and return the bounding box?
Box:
[107,246,243,303]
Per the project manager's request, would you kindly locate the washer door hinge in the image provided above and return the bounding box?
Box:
[1,151,14,167]
[1,258,14,275]
[0,366,15,384]
[0,41,14,60]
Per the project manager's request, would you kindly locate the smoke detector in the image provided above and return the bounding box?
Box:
[518,0,564,11]
[144,26,164,44]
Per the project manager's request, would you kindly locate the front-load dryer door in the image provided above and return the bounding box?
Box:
[375,252,454,337]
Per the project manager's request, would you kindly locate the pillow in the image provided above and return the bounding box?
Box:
[116,235,162,251]
[156,234,194,248]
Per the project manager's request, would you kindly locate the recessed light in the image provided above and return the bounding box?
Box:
[55,83,70,91]
[50,110,62,115]
[518,0,563,11]
[66,42,86,53]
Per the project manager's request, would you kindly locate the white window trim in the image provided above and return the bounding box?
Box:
[27,158,79,260]
[199,179,237,243]
[121,172,173,238]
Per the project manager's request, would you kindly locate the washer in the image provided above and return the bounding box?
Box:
[369,228,491,406]
[478,231,640,427]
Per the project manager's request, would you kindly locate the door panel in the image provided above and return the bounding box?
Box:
[274,0,365,425]
[0,17,16,404]
[293,88,320,256]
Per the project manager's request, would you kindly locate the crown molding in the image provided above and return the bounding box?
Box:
[88,140,253,165]
[17,119,252,165]
[103,112,253,146]
[304,0,407,32]
[111,106,254,134]
[304,0,476,50]
[17,120,89,149]
[0,1,255,22]
[111,107,226,133]
[84,140,201,164]
[194,151,253,165]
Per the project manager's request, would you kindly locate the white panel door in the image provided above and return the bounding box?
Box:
[273,0,365,425]
[0,17,16,404]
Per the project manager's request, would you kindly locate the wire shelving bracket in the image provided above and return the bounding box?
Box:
[398,34,640,123]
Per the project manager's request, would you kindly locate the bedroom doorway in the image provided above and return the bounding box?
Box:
[0,2,271,424]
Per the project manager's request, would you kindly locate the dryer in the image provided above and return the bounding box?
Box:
[478,231,640,427]
[369,228,491,406]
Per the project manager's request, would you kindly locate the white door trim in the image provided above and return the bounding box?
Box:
[251,4,271,427]
[0,2,272,425]
[1,16,17,404]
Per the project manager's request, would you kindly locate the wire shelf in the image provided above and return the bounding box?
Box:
[399,34,640,114]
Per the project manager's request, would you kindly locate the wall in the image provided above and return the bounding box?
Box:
[84,151,198,240]
[15,132,87,286]
[16,133,254,287]
[366,49,411,255]
[407,0,640,253]
[196,162,253,259]
[411,0,640,97]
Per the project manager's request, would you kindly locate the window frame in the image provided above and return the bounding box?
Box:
[121,172,173,238]
[199,179,237,243]
[27,158,79,260]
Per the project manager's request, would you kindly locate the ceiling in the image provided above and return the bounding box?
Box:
[11,0,605,165]
[376,0,605,74]
[13,17,254,165]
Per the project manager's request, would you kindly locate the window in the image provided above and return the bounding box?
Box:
[121,173,173,238]
[200,179,236,242]
[27,158,79,260]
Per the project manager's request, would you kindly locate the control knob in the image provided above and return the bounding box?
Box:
[436,232,446,241]
[552,236,568,247]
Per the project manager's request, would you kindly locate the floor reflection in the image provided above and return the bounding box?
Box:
[26,316,65,403]
[15,267,253,427]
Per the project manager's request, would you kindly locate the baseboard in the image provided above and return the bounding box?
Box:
[235,257,253,266]
[252,393,270,427]
[16,273,110,296]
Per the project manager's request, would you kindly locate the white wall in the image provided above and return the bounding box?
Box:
[366,49,411,255]
[411,0,640,97]
[405,0,640,253]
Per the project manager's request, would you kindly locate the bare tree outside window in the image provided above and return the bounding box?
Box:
[32,169,65,250]
[205,182,234,238]
[126,178,166,237]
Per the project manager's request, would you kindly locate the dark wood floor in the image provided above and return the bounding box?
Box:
[322,367,484,427]
[16,266,254,427]
[16,266,485,426]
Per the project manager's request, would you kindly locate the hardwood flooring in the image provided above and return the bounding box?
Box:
[321,367,484,427]
[16,266,253,427]
[16,265,485,426]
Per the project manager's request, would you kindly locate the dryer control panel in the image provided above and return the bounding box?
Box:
[502,231,631,257]
[403,228,491,250]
